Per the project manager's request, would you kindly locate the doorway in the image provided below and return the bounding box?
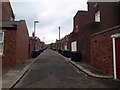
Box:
[112,33,120,79]
[115,38,120,79]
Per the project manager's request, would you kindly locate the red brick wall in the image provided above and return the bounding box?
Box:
[69,32,79,51]
[35,38,41,50]
[77,25,92,63]
[2,29,17,67]
[16,20,29,64]
[62,35,70,51]
[3,20,29,67]
[66,35,70,51]
[1,1,28,66]
[29,37,41,58]
[88,2,120,75]
[29,38,38,58]
[91,27,120,75]
[98,3,119,31]
[29,38,34,58]
[70,11,94,63]
[1,2,15,21]
[87,2,120,33]
[74,2,119,64]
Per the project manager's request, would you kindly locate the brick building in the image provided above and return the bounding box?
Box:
[71,10,95,63]
[0,1,15,21]
[63,35,70,51]
[0,1,29,66]
[29,36,41,58]
[56,34,70,51]
[55,39,62,51]
[49,42,56,50]
[66,1,120,79]
[89,2,120,79]
[1,20,29,67]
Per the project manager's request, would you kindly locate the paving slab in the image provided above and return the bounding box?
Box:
[64,57,113,79]
[2,58,36,89]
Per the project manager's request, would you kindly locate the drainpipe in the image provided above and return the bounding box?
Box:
[111,33,120,79]
[112,37,117,79]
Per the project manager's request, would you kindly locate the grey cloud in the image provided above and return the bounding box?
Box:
[10,0,88,44]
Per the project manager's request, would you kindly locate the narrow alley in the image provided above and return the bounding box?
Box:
[13,49,119,88]
[1,1,120,90]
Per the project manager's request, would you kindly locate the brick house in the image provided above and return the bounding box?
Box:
[49,42,56,50]
[0,1,15,21]
[68,1,120,79]
[1,20,29,67]
[29,36,41,58]
[69,32,78,52]
[63,35,70,51]
[56,39,62,50]
[71,10,95,63]
[0,1,29,67]
[55,34,70,51]
[89,2,120,79]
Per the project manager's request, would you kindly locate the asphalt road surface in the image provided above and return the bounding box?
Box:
[14,49,119,88]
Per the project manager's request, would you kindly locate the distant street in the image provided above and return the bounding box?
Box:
[14,49,119,88]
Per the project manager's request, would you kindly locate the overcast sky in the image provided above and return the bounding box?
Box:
[9,0,88,44]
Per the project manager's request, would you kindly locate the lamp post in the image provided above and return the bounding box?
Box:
[59,26,60,40]
[58,26,61,50]
[33,20,39,50]
[34,20,39,37]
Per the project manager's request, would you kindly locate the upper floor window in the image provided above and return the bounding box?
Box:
[95,11,100,22]
[10,16,14,21]
[0,32,4,55]
[75,25,78,32]
[71,41,77,52]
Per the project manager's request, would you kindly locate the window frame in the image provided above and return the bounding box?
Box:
[75,25,79,32]
[0,31,4,55]
[71,41,77,52]
[95,11,100,22]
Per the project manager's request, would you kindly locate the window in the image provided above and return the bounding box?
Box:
[95,11,100,22]
[75,25,78,32]
[71,41,77,52]
[0,32,4,55]
[64,44,67,50]
[10,16,14,21]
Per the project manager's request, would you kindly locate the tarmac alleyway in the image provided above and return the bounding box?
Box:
[13,49,119,88]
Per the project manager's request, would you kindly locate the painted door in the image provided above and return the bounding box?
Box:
[115,38,120,79]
